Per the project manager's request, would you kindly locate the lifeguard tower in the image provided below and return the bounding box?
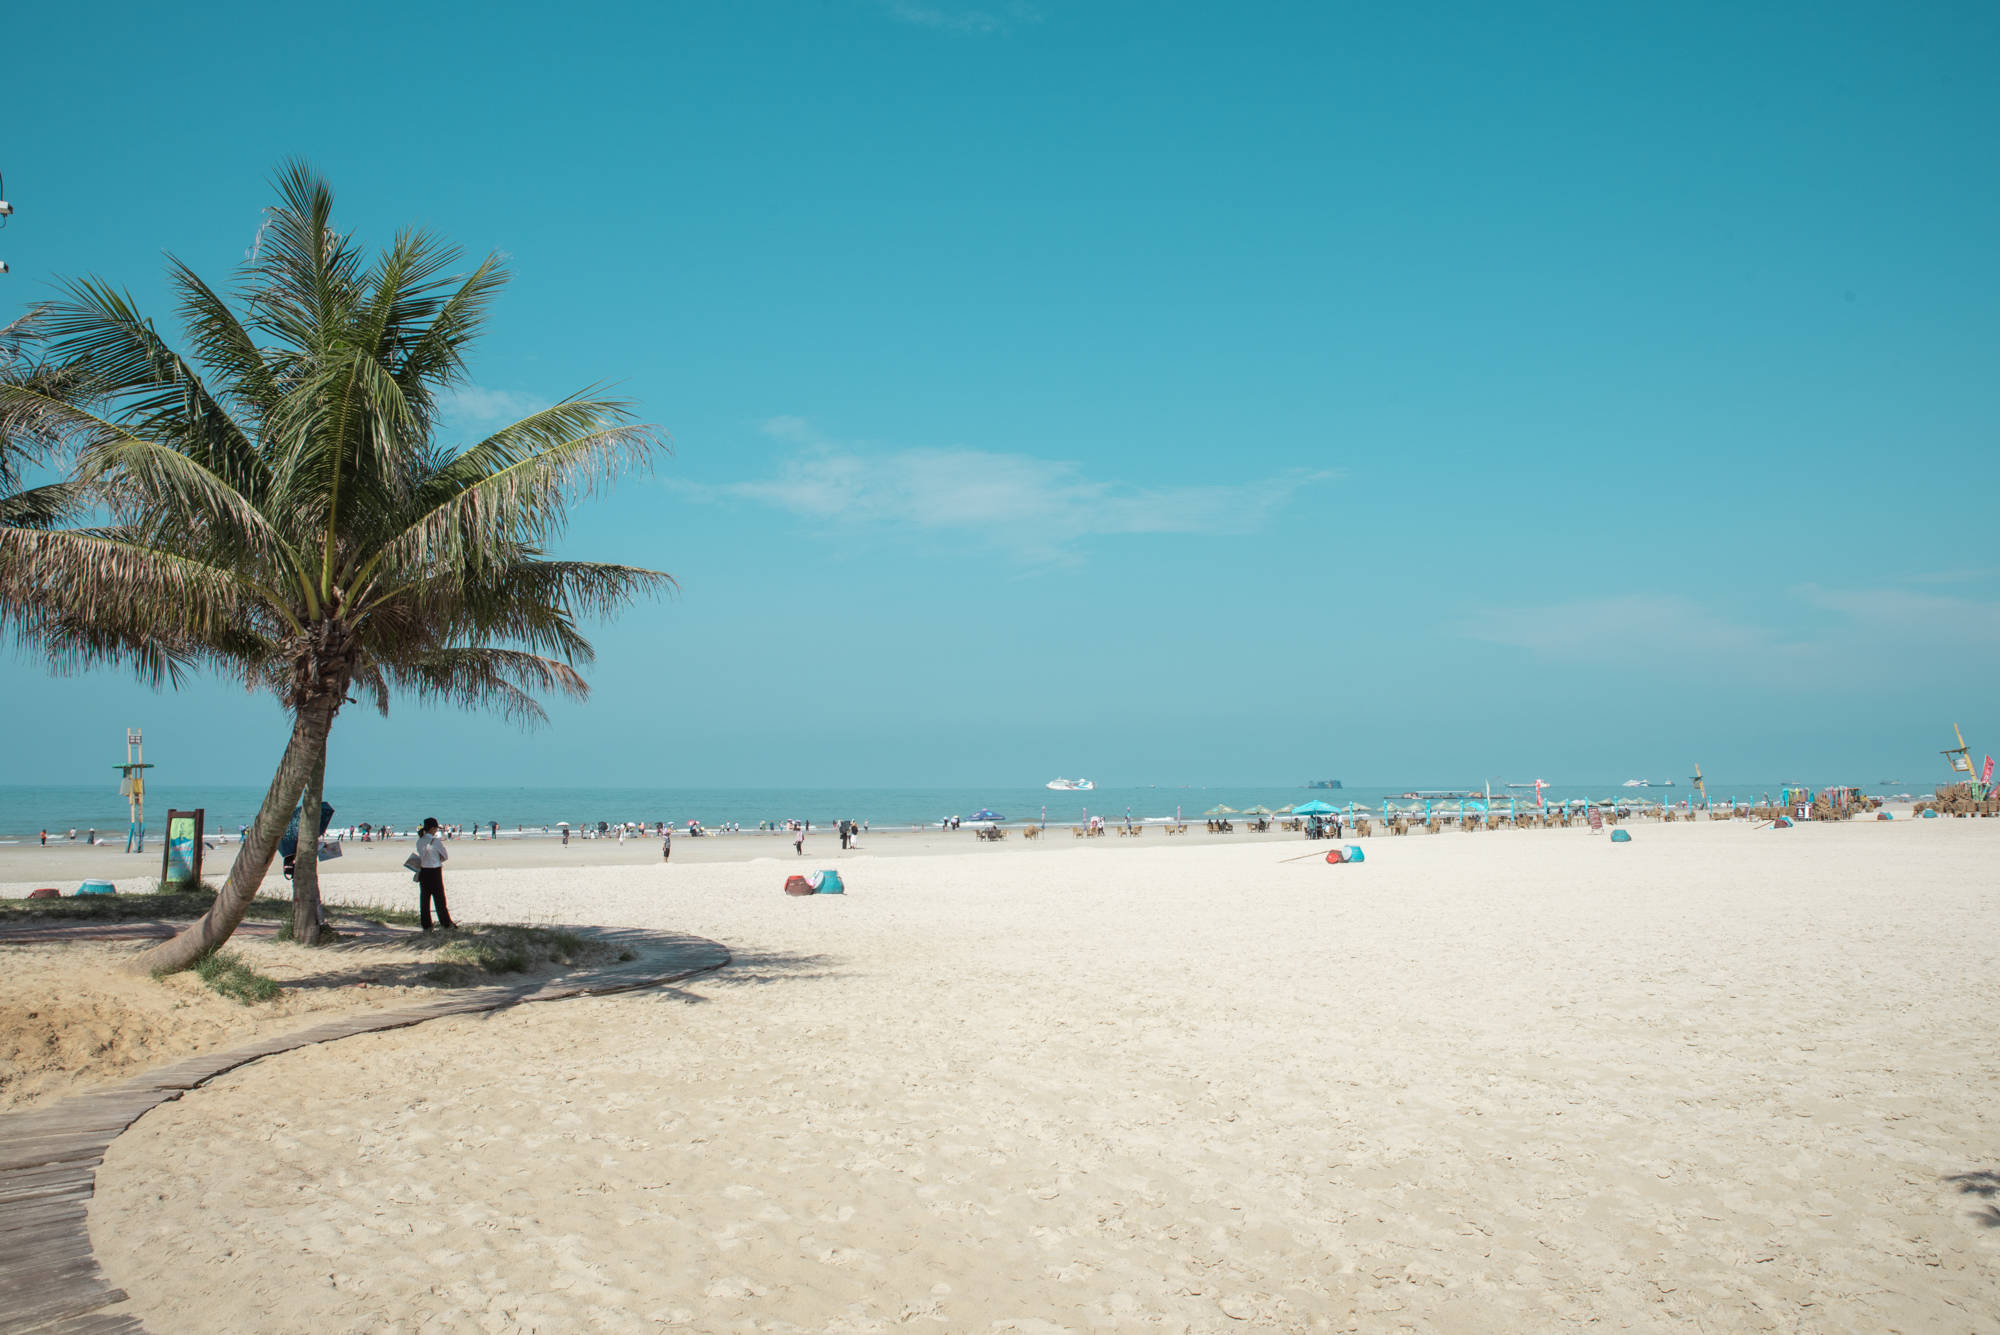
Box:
[1941,723,1988,799]
[115,728,154,852]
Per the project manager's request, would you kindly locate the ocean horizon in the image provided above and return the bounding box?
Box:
[0,777,1899,839]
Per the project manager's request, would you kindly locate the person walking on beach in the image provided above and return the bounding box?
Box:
[415,817,455,931]
[794,821,806,856]
[39,829,46,846]
[662,825,672,861]
[562,825,570,847]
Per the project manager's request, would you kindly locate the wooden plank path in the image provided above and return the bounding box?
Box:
[0,927,730,1334]
[0,916,409,945]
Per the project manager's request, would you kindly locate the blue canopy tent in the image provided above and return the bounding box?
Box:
[1294,800,1337,816]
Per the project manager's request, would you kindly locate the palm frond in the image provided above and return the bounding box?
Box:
[0,527,275,642]
[40,277,262,462]
[367,421,663,582]
[0,480,85,530]
[394,252,509,393]
[379,646,590,726]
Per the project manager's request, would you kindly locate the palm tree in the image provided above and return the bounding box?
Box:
[0,163,672,966]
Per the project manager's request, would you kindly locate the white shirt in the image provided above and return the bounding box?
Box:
[416,831,450,869]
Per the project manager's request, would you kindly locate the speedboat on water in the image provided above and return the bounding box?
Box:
[1622,779,1649,788]
[1046,778,1095,791]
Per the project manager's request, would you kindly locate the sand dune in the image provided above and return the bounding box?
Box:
[89,818,2000,1332]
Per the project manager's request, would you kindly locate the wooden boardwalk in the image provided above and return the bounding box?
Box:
[0,927,730,1334]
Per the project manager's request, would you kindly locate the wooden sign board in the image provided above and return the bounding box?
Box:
[162,809,205,886]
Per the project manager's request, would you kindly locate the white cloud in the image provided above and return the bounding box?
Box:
[442,385,551,426]
[681,417,1333,562]
[883,1,1037,34]
[1461,594,1801,664]
[1462,582,2000,674]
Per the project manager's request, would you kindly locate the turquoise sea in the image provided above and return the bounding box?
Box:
[0,779,1881,839]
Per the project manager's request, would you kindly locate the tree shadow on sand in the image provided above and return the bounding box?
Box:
[1943,1171,2000,1228]
[261,926,708,996]
[698,947,844,990]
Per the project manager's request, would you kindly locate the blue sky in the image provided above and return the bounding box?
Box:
[2,0,1996,788]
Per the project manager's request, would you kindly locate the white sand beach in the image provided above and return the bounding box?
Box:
[81,817,2000,1332]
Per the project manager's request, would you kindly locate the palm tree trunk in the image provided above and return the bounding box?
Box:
[291,742,328,946]
[131,695,336,974]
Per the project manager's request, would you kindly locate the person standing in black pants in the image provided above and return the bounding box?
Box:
[415,816,455,931]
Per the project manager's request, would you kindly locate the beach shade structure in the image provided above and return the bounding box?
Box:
[784,875,815,896]
[28,888,59,899]
[1274,805,1295,815]
[971,809,1004,822]
[77,880,116,896]
[809,870,845,894]
[1294,800,1337,816]
[1342,845,1365,862]
[1324,847,1346,863]
[1242,805,1274,816]
[1610,829,1632,844]
[1203,805,1238,817]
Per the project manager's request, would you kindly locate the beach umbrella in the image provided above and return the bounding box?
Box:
[972,808,1003,822]
[1242,805,1274,816]
[1203,805,1238,817]
[1274,805,1294,814]
[1294,800,1336,816]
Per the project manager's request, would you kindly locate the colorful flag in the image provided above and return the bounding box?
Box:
[1983,754,1994,785]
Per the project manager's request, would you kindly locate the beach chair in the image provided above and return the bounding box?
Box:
[1072,826,1086,838]
[1023,825,1040,839]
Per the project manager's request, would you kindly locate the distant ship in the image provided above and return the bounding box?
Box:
[1622,779,1650,788]
[1046,778,1095,791]
[1305,779,1343,789]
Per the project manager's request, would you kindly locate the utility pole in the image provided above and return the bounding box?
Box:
[0,167,13,275]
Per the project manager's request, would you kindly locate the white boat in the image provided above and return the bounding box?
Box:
[1622,779,1649,788]
[1046,777,1095,791]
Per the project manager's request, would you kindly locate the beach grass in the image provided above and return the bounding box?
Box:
[423,925,607,985]
[186,949,283,1004]
[0,884,238,923]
